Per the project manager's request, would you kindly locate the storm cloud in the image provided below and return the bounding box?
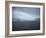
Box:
[12,7,40,21]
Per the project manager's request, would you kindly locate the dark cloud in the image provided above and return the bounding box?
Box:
[12,7,40,21]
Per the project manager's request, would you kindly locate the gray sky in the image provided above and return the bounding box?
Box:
[12,7,40,21]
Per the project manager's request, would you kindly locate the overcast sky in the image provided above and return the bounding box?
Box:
[12,7,40,21]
